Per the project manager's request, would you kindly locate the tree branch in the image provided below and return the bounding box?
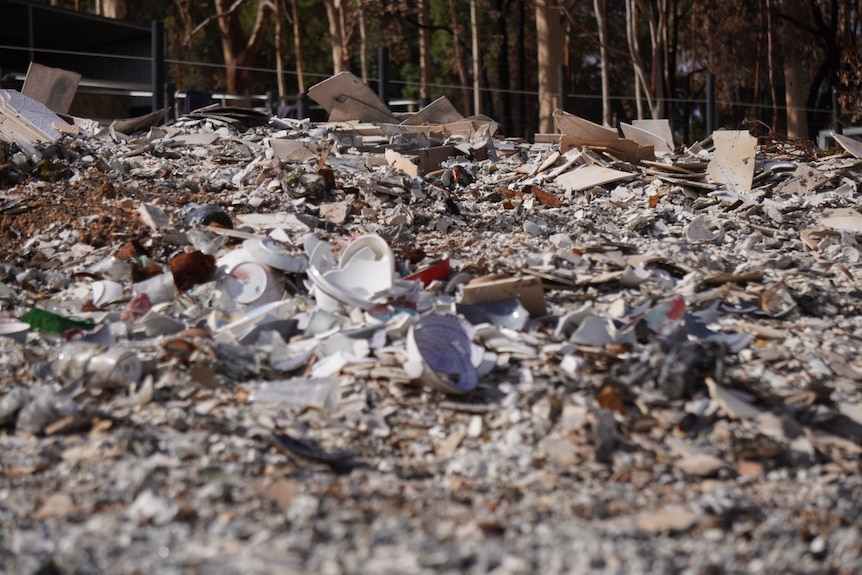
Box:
[187,0,250,42]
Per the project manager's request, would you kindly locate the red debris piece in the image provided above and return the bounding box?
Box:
[170,250,216,292]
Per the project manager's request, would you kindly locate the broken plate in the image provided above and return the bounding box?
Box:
[243,238,308,272]
[403,313,478,394]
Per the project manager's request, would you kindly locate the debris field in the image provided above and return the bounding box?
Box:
[1,71,862,574]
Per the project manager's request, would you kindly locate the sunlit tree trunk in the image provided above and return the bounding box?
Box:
[102,0,129,19]
[274,0,285,98]
[448,0,472,113]
[536,0,563,132]
[214,0,273,95]
[594,0,611,126]
[784,58,808,139]
[493,0,513,134]
[291,0,305,93]
[780,0,808,139]
[471,0,481,115]
[323,0,350,73]
[358,3,368,82]
[419,0,432,105]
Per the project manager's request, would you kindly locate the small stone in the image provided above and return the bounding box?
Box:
[637,506,699,534]
[36,493,75,520]
[675,454,725,477]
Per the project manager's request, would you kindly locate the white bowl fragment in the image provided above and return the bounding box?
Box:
[685,215,725,244]
[0,321,31,343]
[92,280,125,307]
[243,238,307,272]
[305,234,395,309]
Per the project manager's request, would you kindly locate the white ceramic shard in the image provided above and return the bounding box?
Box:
[92,280,125,307]
[0,89,69,143]
[243,238,307,272]
[685,215,725,243]
[706,130,757,192]
[0,321,31,343]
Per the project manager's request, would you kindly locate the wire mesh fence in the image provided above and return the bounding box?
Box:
[0,40,845,146]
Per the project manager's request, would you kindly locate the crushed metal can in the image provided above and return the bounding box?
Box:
[53,342,143,389]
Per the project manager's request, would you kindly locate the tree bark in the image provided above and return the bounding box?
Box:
[536,0,563,133]
[594,0,611,126]
[419,0,432,105]
[780,0,809,139]
[448,0,472,113]
[636,0,667,118]
[290,0,305,93]
[102,0,129,19]
[323,0,348,74]
[471,0,481,115]
[358,3,368,83]
[214,0,273,95]
[766,0,778,129]
[626,0,656,118]
[493,0,513,135]
[274,0,285,98]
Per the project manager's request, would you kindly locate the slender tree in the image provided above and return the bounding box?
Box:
[594,0,611,125]
[536,0,564,132]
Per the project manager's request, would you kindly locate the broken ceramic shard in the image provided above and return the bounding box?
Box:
[21,62,81,115]
[243,238,308,273]
[0,321,30,343]
[0,89,72,144]
[91,280,125,307]
[706,130,757,192]
[685,214,725,243]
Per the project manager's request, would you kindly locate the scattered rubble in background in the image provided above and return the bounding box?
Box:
[1,71,862,574]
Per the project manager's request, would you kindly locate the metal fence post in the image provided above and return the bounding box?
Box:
[833,87,842,135]
[267,90,276,115]
[706,73,715,135]
[296,92,309,120]
[378,47,389,106]
[27,4,35,63]
[151,20,165,112]
[557,64,568,113]
[166,83,175,121]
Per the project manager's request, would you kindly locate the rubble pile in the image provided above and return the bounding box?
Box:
[1,72,861,574]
